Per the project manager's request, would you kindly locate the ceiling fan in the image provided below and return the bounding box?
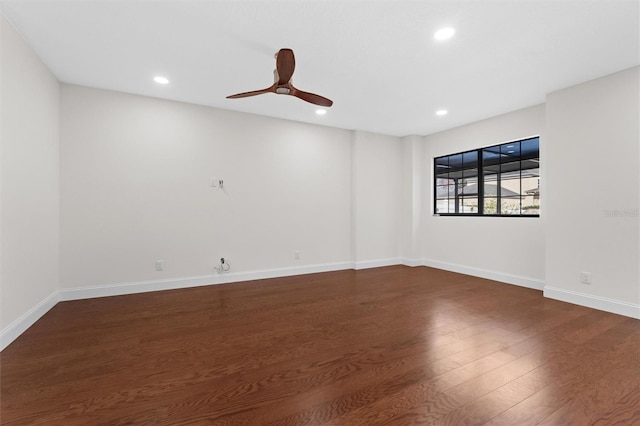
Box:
[226,48,333,107]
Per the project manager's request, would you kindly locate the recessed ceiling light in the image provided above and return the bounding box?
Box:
[154,76,169,85]
[436,109,448,116]
[315,109,327,116]
[434,27,455,41]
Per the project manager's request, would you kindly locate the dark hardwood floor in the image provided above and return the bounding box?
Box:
[2,266,639,425]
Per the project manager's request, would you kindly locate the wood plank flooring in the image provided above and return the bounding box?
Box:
[1,266,639,425]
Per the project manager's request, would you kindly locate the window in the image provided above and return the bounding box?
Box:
[434,136,540,216]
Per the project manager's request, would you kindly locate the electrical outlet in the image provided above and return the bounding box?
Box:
[155,260,164,271]
[294,251,300,260]
[580,272,592,285]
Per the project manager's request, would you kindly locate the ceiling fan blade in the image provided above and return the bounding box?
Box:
[228,49,333,107]
[290,85,333,107]
[275,48,295,84]
[226,85,275,99]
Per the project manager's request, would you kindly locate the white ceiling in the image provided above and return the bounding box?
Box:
[2,1,638,137]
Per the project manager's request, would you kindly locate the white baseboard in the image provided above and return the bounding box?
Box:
[400,258,424,267]
[544,286,640,319]
[1,291,60,351]
[421,258,546,290]
[20,260,415,310]
[354,258,402,270]
[58,261,354,302]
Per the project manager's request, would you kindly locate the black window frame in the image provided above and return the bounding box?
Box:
[434,136,540,217]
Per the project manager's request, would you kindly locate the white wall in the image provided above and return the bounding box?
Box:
[351,130,403,267]
[60,85,355,289]
[400,135,425,263]
[545,67,639,317]
[420,105,546,288]
[0,14,60,333]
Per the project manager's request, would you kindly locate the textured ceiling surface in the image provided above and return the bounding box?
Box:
[2,1,638,137]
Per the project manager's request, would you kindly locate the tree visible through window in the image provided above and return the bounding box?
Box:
[434,137,540,216]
